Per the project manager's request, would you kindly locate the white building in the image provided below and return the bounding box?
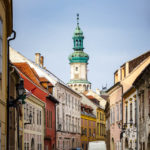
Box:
[24,94,45,150]
[123,88,137,150]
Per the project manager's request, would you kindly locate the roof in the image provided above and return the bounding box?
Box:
[14,62,41,87]
[100,95,109,101]
[129,50,150,73]
[133,63,150,87]
[106,82,120,93]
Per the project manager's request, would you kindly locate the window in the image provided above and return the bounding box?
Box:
[130,103,132,122]
[37,110,39,125]
[125,103,128,123]
[51,111,52,128]
[89,128,91,136]
[120,102,122,120]
[117,104,119,121]
[135,100,137,125]
[76,67,78,71]
[24,143,26,150]
[141,92,144,119]
[27,143,29,150]
[72,97,74,108]
[66,93,68,105]
[0,19,2,75]
[33,108,35,124]
[85,128,87,136]
[113,107,115,123]
[40,111,41,125]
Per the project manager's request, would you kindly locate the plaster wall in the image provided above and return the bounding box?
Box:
[0,1,11,149]
[70,63,87,80]
[23,96,45,150]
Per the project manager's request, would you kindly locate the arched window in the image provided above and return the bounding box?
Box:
[79,40,81,46]
[76,40,78,46]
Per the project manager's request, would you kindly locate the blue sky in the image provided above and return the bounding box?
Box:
[12,0,150,90]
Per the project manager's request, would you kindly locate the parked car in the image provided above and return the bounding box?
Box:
[72,148,83,150]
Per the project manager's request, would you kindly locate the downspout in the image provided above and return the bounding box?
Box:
[55,103,57,150]
[135,89,139,150]
[7,30,16,150]
[119,83,123,150]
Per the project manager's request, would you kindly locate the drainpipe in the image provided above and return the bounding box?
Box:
[119,83,123,150]
[135,89,139,150]
[7,30,16,150]
[55,103,57,150]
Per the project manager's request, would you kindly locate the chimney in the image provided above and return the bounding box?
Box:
[40,56,44,68]
[35,53,41,65]
[125,62,129,77]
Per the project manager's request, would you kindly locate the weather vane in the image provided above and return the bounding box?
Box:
[77,13,79,26]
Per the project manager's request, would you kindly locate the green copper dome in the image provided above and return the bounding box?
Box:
[69,51,89,63]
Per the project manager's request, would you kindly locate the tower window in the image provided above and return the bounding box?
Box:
[76,40,78,46]
[76,67,78,71]
[79,40,81,46]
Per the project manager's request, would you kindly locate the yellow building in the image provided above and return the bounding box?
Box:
[83,90,107,141]
[96,107,106,141]
[0,0,13,149]
[81,103,96,150]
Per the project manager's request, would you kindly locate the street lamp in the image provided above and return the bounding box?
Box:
[9,79,26,107]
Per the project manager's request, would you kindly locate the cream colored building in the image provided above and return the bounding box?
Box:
[23,94,45,150]
[107,51,150,150]
[0,0,13,149]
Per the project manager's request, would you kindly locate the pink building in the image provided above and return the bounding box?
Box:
[107,51,150,150]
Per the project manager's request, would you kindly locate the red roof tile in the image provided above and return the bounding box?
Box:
[13,62,41,87]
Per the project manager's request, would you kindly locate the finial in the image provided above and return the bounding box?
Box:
[77,13,79,26]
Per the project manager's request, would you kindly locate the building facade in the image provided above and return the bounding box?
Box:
[0,0,13,149]
[123,88,137,150]
[10,49,81,150]
[54,82,81,150]
[133,63,150,150]
[81,103,96,150]
[23,95,45,150]
[67,14,91,93]
[13,62,59,150]
[107,51,150,150]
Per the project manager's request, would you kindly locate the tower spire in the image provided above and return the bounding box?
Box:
[77,13,79,26]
